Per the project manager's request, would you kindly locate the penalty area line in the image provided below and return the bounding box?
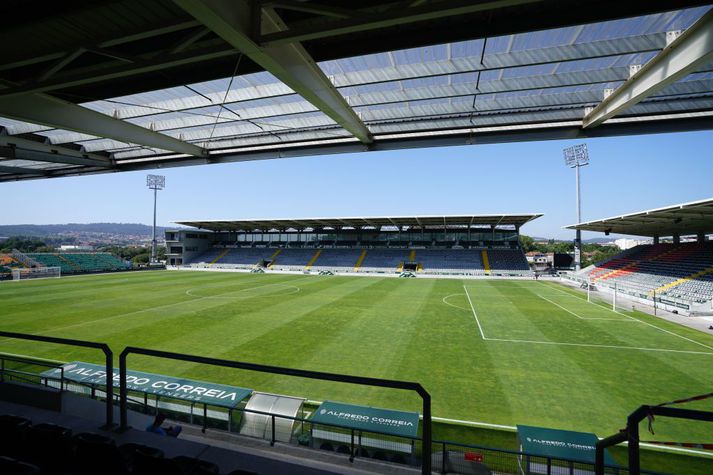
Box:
[535,293,634,321]
[463,285,486,340]
[540,282,713,352]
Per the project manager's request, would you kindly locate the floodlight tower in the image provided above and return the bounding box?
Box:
[146,174,165,264]
[563,144,589,271]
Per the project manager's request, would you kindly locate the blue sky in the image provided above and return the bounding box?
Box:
[3,130,712,240]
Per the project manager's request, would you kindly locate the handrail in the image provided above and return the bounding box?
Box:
[595,404,713,474]
[119,346,432,474]
[0,331,114,428]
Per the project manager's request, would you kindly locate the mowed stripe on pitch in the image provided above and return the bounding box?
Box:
[469,280,711,352]
[2,273,713,444]
[137,276,392,384]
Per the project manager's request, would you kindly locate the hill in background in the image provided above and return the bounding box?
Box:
[0,223,169,237]
[0,223,188,247]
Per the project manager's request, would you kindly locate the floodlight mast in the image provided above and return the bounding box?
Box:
[146,175,165,264]
[563,144,589,271]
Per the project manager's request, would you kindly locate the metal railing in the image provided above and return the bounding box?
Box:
[0,331,114,428]
[118,346,432,474]
[1,334,699,474]
[596,405,713,475]
[0,353,64,387]
[2,357,664,475]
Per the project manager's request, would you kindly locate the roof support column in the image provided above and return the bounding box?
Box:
[698,232,706,243]
[673,233,681,245]
[653,235,660,245]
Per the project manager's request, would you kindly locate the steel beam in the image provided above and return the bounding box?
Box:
[0,94,207,157]
[0,164,49,176]
[0,135,113,166]
[13,149,112,168]
[0,44,237,99]
[175,0,373,144]
[263,1,354,19]
[0,21,201,73]
[3,112,713,182]
[583,9,713,128]
[257,0,540,46]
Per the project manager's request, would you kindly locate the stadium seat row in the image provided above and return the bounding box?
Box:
[581,242,713,304]
[24,253,127,274]
[187,247,531,275]
[0,414,256,475]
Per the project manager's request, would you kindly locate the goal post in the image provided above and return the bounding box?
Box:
[583,280,628,313]
[11,267,62,281]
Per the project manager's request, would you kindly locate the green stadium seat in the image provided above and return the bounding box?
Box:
[25,252,127,274]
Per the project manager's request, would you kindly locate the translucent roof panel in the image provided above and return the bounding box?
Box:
[1,5,712,182]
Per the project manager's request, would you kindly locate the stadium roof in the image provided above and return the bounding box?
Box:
[565,198,713,236]
[1,2,712,182]
[176,214,542,231]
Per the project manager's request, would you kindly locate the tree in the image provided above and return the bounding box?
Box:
[519,235,535,252]
[582,246,620,267]
[0,237,49,253]
[132,253,150,265]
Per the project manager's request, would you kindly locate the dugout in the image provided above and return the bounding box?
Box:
[40,361,253,432]
[517,425,616,474]
[239,392,305,443]
[309,401,420,462]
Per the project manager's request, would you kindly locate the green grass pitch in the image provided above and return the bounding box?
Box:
[1,271,712,466]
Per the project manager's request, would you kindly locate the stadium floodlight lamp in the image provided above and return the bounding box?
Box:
[146,174,165,264]
[563,144,590,272]
[563,143,589,168]
[146,174,165,190]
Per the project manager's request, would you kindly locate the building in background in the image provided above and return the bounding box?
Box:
[59,245,95,252]
[614,238,651,250]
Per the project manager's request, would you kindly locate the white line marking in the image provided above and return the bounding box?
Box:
[539,282,644,322]
[441,293,470,312]
[483,336,713,355]
[460,282,713,355]
[185,283,300,299]
[540,282,713,351]
[431,416,516,430]
[620,311,713,351]
[10,276,316,336]
[637,442,713,458]
[463,285,486,339]
[535,293,634,321]
[428,416,713,458]
[536,293,586,319]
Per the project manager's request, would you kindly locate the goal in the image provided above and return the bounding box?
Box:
[12,267,62,281]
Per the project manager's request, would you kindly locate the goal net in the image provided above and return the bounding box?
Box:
[12,266,61,281]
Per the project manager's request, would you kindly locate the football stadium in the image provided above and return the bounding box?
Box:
[1,2,713,475]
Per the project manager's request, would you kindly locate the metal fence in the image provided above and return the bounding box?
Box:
[0,331,114,428]
[0,341,674,475]
[118,345,433,474]
[4,360,662,475]
[0,353,64,387]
